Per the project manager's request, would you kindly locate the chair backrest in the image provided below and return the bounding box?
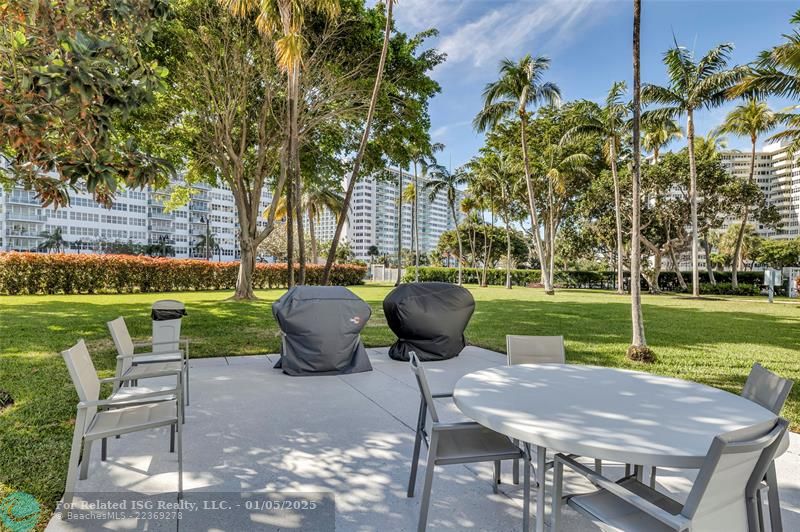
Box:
[409,352,439,423]
[61,339,101,410]
[506,335,565,366]
[681,417,788,532]
[107,317,134,375]
[742,363,794,415]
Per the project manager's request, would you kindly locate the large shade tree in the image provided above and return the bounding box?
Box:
[642,41,745,297]
[473,54,561,294]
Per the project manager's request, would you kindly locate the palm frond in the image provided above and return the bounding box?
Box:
[641,84,684,106]
[696,42,735,80]
[473,100,516,132]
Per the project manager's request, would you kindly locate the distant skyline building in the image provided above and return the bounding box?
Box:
[1,166,461,263]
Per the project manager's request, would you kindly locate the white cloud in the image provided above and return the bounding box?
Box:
[431,119,472,139]
[437,1,598,69]
[393,0,467,33]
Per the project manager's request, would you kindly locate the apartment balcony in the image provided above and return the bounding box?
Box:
[6,213,46,223]
[149,211,175,220]
[148,226,174,234]
[6,230,43,238]
[6,196,40,206]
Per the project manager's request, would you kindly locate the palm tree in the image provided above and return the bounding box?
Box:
[410,142,443,282]
[460,195,481,268]
[273,185,344,264]
[402,181,418,280]
[642,41,745,297]
[194,233,220,260]
[539,143,592,289]
[322,0,394,285]
[714,98,779,289]
[394,167,405,287]
[38,227,64,253]
[473,54,561,295]
[629,0,652,361]
[426,165,467,284]
[563,82,628,294]
[642,117,682,164]
[733,10,800,110]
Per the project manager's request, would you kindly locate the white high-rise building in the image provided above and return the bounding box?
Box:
[1,166,460,262]
[315,168,462,261]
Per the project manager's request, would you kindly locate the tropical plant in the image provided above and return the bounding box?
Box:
[714,98,779,288]
[37,227,65,253]
[629,0,652,361]
[563,81,628,293]
[409,142,443,281]
[642,41,746,297]
[473,54,561,294]
[367,244,380,263]
[322,0,394,285]
[425,165,468,284]
[274,184,344,264]
[642,117,682,164]
[194,232,220,260]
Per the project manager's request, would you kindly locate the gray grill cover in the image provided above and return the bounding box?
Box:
[272,286,373,375]
[384,282,475,361]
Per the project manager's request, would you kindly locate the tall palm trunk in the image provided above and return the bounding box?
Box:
[731,137,756,290]
[290,68,305,284]
[285,151,295,288]
[610,145,625,294]
[703,232,716,285]
[395,168,403,286]
[629,0,650,360]
[687,108,700,297]
[505,215,512,289]
[451,202,463,285]
[309,211,318,264]
[519,113,553,294]
[322,0,393,285]
[414,163,420,282]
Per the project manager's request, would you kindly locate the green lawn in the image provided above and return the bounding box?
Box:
[1,285,799,525]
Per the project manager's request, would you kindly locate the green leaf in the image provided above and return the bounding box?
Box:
[13,30,26,48]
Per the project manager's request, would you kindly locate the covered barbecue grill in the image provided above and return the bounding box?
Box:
[383,282,475,361]
[272,286,373,376]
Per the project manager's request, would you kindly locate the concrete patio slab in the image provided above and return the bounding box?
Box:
[47,347,800,531]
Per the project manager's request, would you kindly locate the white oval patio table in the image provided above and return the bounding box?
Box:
[453,364,783,532]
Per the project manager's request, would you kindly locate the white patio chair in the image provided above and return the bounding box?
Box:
[552,417,788,532]
[107,317,190,406]
[647,363,793,531]
[61,340,183,514]
[506,335,581,484]
[409,352,532,532]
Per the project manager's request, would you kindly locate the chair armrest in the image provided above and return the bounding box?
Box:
[555,454,690,531]
[117,350,183,360]
[432,391,453,399]
[78,388,180,409]
[106,369,184,380]
[432,421,484,432]
[135,339,190,348]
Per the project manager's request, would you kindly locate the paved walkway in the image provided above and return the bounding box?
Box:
[48,348,800,531]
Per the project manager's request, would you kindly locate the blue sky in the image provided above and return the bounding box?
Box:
[391,0,798,168]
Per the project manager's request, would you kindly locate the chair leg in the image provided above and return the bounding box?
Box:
[408,398,427,498]
[62,427,85,516]
[625,463,631,477]
[594,459,602,475]
[552,459,563,532]
[766,462,783,532]
[756,488,765,532]
[101,438,107,461]
[493,460,501,493]
[513,438,520,485]
[523,452,531,532]
[177,419,183,499]
[79,440,93,480]
[170,424,176,453]
[184,361,190,407]
[649,466,657,489]
[417,437,437,532]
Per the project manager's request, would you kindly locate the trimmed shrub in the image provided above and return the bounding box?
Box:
[403,267,543,286]
[0,253,366,295]
[699,282,760,296]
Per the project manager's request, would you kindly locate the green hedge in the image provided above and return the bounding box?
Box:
[0,253,366,295]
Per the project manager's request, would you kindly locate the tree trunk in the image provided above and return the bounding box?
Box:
[668,244,687,291]
[414,164,420,283]
[286,160,295,288]
[309,212,318,264]
[235,237,258,300]
[519,113,552,294]
[731,138,757,290]
[703,233,716,285]
[505,215,512,289]
[643,248,662,294]
[452,202,463,285]
[547,183,557,289]
[291,67,305,285]
[395,168,403,287]
[629,0,650,359]
[610,146,625,294]
[687,109,700,297]
[322,0,393,285]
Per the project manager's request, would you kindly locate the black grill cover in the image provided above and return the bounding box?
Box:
[272,286,373,376]
[384,282,475,361]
